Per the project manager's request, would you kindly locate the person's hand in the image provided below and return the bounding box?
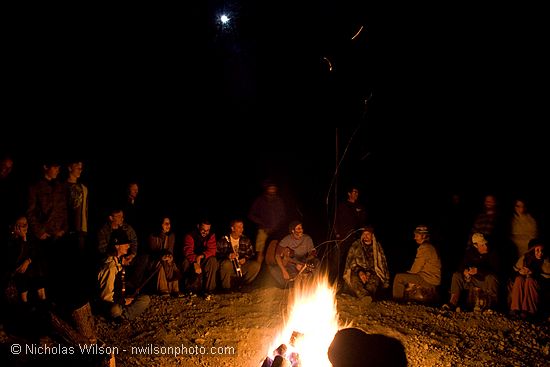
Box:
[124,297,133,306]
[39,232,50,240]
[16,259,31,274]
[194,262,202,274]
[359,271,369,284]
[282,269,290,280]
[519,267,532,276]
[123,254,135,266]
[229,253,237,260]
[239,258,246,265]
[469,267,478,276]
[54,230,65,239]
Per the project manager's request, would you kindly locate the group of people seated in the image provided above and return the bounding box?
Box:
[340,223,550,321]
[95,217,265,323]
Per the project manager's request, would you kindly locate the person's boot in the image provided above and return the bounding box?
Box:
[442,293,459,311]
[449,292,459,306]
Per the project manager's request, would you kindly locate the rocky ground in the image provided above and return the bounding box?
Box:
[2,271,550,367]
[92,277,550,367]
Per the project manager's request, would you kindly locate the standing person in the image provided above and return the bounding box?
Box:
[343,225,390,300]
[96,208,138,261]
[217,218,261,292]
[0,154,20,320]
[181,219,218,298]
[470,194,504,244]
[248,180,287,265]
[65,159,89,254]
[27,158,68,245]
[333,185,367,283]
[0,154,17,238]
[122,181,144,237]
[509,198,539,259]
[26,158,68,294]
[392,225,441,302]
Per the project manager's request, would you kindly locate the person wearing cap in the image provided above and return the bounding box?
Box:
[343,225,390,300]
[442,232,500,311]
[97,229,150,323]
[509,239,549,320]
[392,225,441,302]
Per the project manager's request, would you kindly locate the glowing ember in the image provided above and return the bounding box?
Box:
[265,275,344,367]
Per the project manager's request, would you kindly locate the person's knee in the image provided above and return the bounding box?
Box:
[110,304,123,318]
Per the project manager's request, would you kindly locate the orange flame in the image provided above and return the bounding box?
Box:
[266,275,346,366]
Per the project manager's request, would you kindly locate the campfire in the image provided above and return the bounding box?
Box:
[262,275,345,367]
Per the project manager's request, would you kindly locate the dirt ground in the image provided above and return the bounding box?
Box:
[2,269,549,367]
[92,270,549,367]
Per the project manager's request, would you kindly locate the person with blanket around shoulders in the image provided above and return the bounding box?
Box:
[343,225,390,300]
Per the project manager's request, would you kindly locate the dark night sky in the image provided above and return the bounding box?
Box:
[3,2,548,259]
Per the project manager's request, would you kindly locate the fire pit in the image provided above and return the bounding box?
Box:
[262,275,345,367]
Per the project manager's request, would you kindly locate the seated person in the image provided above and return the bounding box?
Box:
[147,216,182,297]
[393,225,441,303]
[6,216,48,305]
[97,229,150,322]
[268,220,320,288]
[216,219,261,292]
[181,219,218,297]
[443,232,500,311]
[343,225,390,300]
[509,239,549,320]
[5,216,51,343]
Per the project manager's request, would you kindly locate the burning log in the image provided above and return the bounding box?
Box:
[289,331,303,347]
[261,344,288,367]
[262,330,306,367]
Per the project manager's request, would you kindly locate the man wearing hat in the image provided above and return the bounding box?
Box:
[97,229,150,323]
[392,225,441,302]
[442,232,500,311]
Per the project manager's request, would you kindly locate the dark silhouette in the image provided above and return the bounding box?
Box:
[328,327,408,367]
